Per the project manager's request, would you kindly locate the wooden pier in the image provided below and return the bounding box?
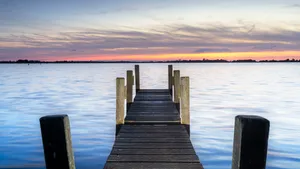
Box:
[39,65,271,169]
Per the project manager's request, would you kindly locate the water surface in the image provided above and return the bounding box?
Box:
[0,63,300,169]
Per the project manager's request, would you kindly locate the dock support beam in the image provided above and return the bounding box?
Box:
[232,115,270,169]
[174,70,180,111]
[180,77,190,135]
[168,65,173,96]
[135,65,140,93]
[116,77,125,135]
[40,115,76,169]
[126,70,133,112]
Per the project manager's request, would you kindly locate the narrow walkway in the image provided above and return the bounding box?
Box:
[104,89,203,169]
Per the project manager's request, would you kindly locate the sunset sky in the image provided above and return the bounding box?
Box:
[1,0,300,61]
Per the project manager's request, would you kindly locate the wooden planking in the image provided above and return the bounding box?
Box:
[116,133,188,138]
[105,89,203,169]
[137,89,170,93]
[104,163,203,169]
[129,108,177,111]
[113,143,194,149]
[115,138,191,142]
[126,112,179,115]
[111,148,197,155]
[119,129,187,133]
[127,90,180,124]
[120,125,186,130]
[125,116,180,122]
[134,95,171,101]
[125,121,181,125]
[107,155,200,162]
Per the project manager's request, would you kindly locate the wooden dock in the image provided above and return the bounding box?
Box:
[104,89,203,169]
[39,64,271,169]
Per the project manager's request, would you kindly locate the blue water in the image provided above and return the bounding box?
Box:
[0,63,300,169]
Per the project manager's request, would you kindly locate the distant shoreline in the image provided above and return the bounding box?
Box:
[0,59,300,64]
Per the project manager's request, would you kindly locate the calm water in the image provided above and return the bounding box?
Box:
[0,63,300,169]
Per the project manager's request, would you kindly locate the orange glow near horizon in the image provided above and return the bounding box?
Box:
[48,50,300,61]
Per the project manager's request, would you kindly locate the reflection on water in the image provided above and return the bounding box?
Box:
[0,63,300,169]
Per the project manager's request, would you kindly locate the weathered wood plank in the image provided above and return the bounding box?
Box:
[104,163,203,169]
[134,98,172,101]
[116,133,189,138]
[129,108,177,111]
[129,109,176,111]
[120,125,186,130]
[135,95,172,97]
[115,138,190,143]
[137,89,170,92]
[125,121,181,125]
[127,112,178,115]
[107,155,200,162]
[113,145,194,149]
[125,116,180,122]
[133,101,174,104]
[119,129,186,133]
[113,143,194,149]
[114,142,193,146]
[111,148,196,155]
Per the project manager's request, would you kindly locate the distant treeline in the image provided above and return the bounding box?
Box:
[0,58,300,63]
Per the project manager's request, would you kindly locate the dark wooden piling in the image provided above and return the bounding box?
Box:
[135,65,140,92]
[232,115,270,169]
[181,76,190,135]
[174,70,180,111]
[126,70,133,112]
[116,77,125,135]
[40,115,75,169]
[168,65,173,96]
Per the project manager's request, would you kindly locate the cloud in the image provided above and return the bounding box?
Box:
[1,23,300,60]
[194,48,231,53]
[252,44,277,50]
[290,4,300,8]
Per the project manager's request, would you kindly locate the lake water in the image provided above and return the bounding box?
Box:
[0,63,300,169]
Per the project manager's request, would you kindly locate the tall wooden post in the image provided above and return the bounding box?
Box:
[40,115,76,169]
[180,77,190,135]
[135,65,140,93]
[126,70,133,112]
[174,70,180,111]
[116,77,125,135]
[232,115,270,169]
[168,65,173,96]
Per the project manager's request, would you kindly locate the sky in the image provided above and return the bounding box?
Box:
[0,0,300,61]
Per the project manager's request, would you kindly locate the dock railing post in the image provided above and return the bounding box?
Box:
[168,65,173,96]
[174,70,181,111]
[135,65,140,93]
[116,77,125,135]
[40,115,76,169]
[180,77,190,135]
[232,115,270,169]
[126,70,133,112]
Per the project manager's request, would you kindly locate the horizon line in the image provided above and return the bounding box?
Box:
[1,58,300,63]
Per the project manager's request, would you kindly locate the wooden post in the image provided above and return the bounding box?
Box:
[174,70,180,111]
[168,65,173,96]
[232,115,270,169]
[135,65,140,93]
[126,70,133,112]
[180,77,190,135]
[116,77,125,135]
[40,115,75,169]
